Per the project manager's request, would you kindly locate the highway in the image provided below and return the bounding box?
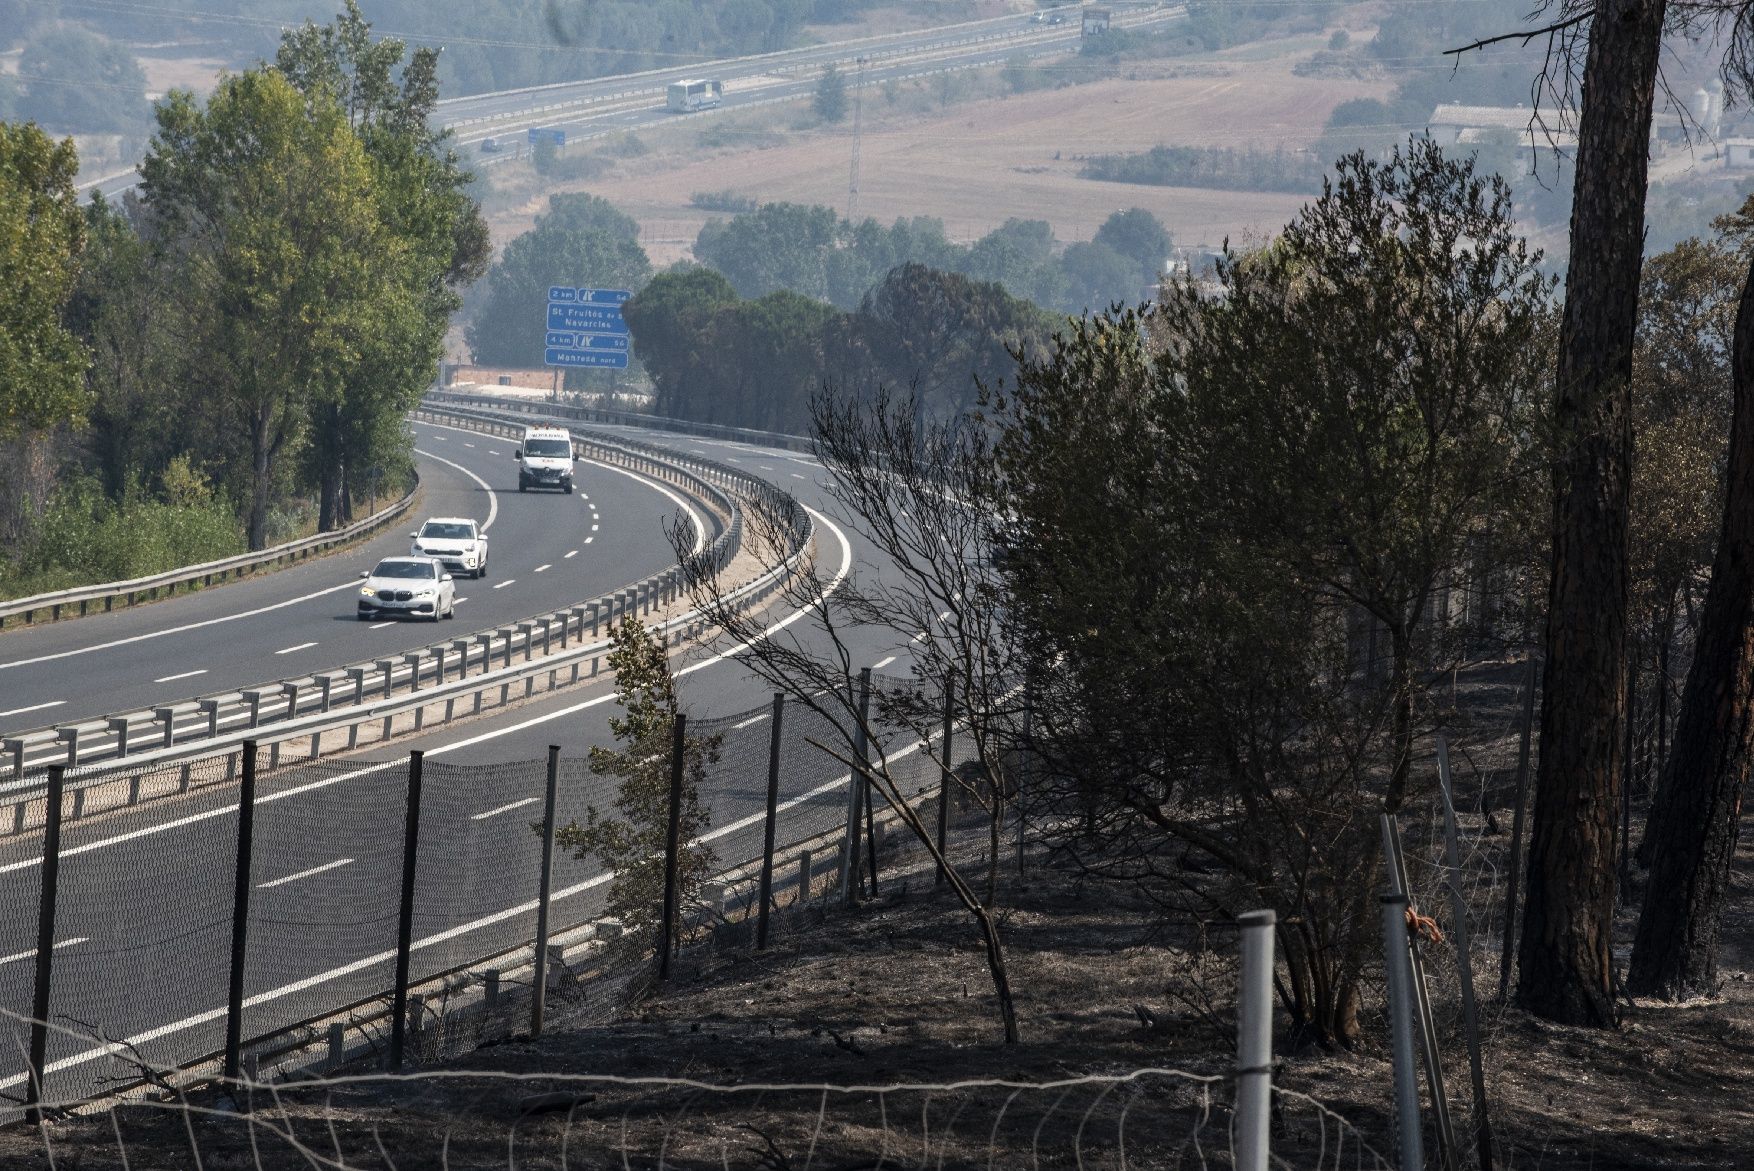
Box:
[0,416,940,1109]
[78,3,1184,201]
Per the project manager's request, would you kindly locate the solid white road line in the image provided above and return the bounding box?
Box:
[257,858,353,890]
[471,796,539,821]
[0,700,64,720]
[412,443,499,534]
[275,642,317,656]
[153,670,206,684]
[0,938,85,966]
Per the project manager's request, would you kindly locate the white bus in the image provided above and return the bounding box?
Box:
[667,79,723,113]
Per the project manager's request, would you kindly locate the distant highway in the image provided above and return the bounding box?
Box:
[79,3,1185,201]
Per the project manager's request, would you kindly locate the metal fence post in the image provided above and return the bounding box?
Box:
[1499,657,1538,999]
[532,745,560,1038]
[937,677,954,887]
[223,741,258,1084]
[1235,909,1275,1171]
[1383,893,1426,1171]
[658,715,687,981]
[757,693,785,949]
[23,765,65,1126]
[389,750,424,1070]
[840,669,872,906]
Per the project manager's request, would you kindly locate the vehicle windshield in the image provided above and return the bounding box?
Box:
[420,522,473,539]
[373,561,436,580]
[525,439,571,458]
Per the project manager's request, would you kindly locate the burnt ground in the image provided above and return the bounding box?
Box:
[3,663,1753,1169]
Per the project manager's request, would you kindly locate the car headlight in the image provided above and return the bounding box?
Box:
[416,589,434,598]
[360,587,375,597]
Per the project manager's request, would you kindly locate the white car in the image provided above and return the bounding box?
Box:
[358,557,456,622]
[411,516,489,578]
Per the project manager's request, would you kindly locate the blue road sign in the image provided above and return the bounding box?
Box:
[546,348,629,369]
[547,304,629,333]
[548,286,578,303]
[528,128,567,146]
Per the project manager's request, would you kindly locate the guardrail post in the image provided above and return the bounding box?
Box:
[389,750,424,1071]
[244,691,264,728]
[320,675,337,713]
[501,630,515,669]
[518,623,535,663]
[451,640,471,680]
[4,739,22,788]
[24,765,65,1126]
[223,742,258,1086]
[798,849,812,905]
[532,745,560,1039]
[56,726,80,768]
[658,714,687,982]
[405,653,425,692]
[377,660,395,699]
[590,601,600,637]
[757,693,785,950]
[326,1023,345,1071]
[200,699,221,738]
[347,667,366,706]
[107,716,131,758]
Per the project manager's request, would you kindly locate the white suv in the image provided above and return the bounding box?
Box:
[410,516,489,579]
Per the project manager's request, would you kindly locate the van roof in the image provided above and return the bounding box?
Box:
[524,426,570,436]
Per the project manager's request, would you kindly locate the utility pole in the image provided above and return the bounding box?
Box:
[846,56,867,223]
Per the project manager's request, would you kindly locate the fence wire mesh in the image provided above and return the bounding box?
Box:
[0,1052,1391,1170]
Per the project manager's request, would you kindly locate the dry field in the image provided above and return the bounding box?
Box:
[489,41,1392,265]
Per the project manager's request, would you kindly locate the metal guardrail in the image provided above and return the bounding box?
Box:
[1,409,813,801]
[429,388,815,453]
[0,485,420,631]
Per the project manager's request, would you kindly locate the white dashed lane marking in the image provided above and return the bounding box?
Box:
[0,700,64,720]
[275,642,317,655]
[732,712,770,730]
[873,655,897,670]
[564,551,578,559]
[370,621,395,630]
[534,564,551,573]
[472,797,539,821]
[493,580,515,590]
[584,537,594,544]
[0,938,85,966]
[258,858,354,890]
[154,670,206,684]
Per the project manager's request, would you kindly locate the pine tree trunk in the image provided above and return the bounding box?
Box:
[1626,259,1754,1000]
[1517,0,1666,1027]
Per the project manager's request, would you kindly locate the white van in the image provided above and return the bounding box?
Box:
[515,426,576,493]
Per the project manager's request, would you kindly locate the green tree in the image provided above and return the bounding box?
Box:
[693,202,838,300]
[959,218,1065,308]
[1059,240,1141,314]
[278,2,490,528]
[0,121,89,442]
[1093,207,1171,286]
[814,62,848,122]
[623,266,742,417]
[467,193,650,369]
[555,616,720,958]
[995,140,1552,1045]
[142,70,389,550]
